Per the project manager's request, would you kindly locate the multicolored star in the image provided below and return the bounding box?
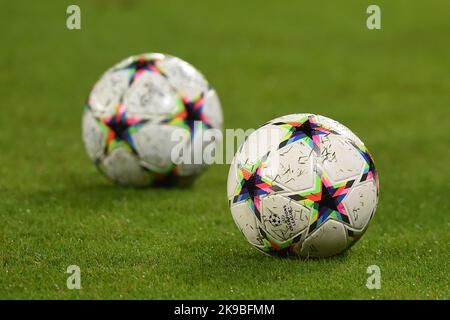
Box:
[101,103,147,153]
[272,115,336,152]
[352,143,378,187]
[166,93,212,139]
[119,56,165,85]
[288,173,354,234]
[232,159,283,221]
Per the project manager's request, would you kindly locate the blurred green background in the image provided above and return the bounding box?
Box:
[0,0,449,299]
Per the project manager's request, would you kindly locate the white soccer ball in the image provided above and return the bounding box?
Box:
[82,53,223,186]
[227,114,379,258]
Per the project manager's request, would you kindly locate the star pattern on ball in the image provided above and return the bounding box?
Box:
[268,212,282,227]
[288,173,354,234]
[232,159,283,221]
[272,115,336,152]
[181,93,212,133]
[101,103,147,154]
[120,56,165,85]
[167,93,212,139]
[352,142,378,188]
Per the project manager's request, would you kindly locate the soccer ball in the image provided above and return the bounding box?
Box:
[82,53,223,186]
[227,114,379,258]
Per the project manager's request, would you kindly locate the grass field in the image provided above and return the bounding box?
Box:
[0,0,449,299]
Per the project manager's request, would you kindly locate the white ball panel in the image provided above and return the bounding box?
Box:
[300,219,348,258]
[82,110,105,161]
[230,202,264,248]
[261,194,310,242]
[176,131,209,176]
[123,72,179,120]
[132,123,189,173]
[344,180,378,230]
[89,70,130,117]
[102,148,149,186]
[203,88,223,130]
[235,125,286,169]
[319,134,365,183]
[157,56,209,100]
[262,140,315,192]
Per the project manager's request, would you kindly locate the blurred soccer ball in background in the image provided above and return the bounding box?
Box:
[83,53,223,186]
[227,114,379,258]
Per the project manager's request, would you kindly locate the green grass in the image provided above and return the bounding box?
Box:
[0,0,449,299]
